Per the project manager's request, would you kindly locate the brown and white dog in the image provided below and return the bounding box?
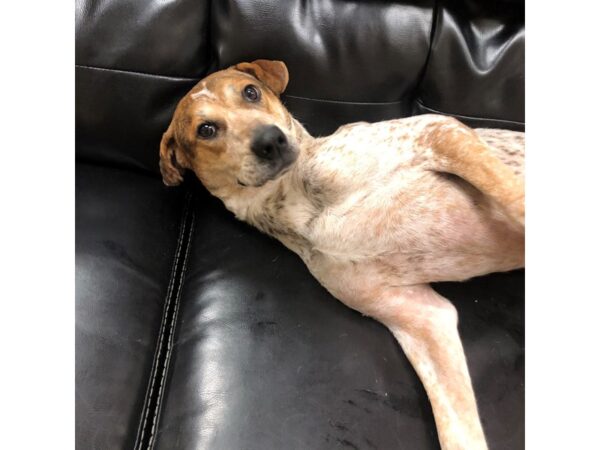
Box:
[159,59,524,450]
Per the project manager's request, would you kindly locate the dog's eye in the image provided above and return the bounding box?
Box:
[242,84,261,102]
[197,122,218,139]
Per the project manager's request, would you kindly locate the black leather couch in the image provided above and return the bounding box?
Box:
[76,1,524,449]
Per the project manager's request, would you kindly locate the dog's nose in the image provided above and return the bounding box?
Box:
[251,125,288,160]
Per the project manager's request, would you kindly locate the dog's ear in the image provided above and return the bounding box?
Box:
[233,59,289,96]
[159,122,186,186]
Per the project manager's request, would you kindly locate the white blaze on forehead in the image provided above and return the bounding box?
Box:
[191,86,217,101]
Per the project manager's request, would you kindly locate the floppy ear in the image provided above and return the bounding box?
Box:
[159,123,186,186]
[233,59,289,96]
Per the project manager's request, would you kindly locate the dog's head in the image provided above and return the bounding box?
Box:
[159,59,301,193]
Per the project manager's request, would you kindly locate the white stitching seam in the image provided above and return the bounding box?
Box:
[135,197,191,449]
[147,209,195,449]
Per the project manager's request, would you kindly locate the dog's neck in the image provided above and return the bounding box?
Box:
[219,117,327,247]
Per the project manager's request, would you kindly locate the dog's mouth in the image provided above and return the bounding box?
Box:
[273,160,295,179]
[238,146,298,188]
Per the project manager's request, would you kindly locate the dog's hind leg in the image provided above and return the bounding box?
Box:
[365,284,488,450]
[418,117,524,229]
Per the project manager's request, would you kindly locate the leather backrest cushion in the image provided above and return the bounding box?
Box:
[415,0,524,129]
[76,0,210,172]
[214,0,435,102]
[76,0,210,76]
[76,0,524,173]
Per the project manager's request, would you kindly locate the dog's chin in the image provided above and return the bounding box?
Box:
[238,157,297,188]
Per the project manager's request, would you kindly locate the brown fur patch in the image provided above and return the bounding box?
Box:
[416,117,524,227]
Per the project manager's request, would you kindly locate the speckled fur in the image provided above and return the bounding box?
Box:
[159,61,525,450]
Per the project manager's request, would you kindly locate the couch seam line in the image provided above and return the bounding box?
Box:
[283,94,408,106]
[133,192,193,450]
[413,0,440,96]
[415,99,525,126]
[147,200,196,450]
[75,63,201,81]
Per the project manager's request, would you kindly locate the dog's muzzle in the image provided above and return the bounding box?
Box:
[251,125,297,168]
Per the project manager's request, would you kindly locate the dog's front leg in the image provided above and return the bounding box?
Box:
[419,117,524,229]
[365,284,487,450]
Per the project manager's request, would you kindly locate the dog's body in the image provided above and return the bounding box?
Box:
[160,60,524,450]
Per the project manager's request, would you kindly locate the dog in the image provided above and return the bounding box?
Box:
[159,59,524,450]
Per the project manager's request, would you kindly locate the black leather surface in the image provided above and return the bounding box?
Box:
[75,163,184,449]
[151,184,524,450]
[214,0,434,102]
[283,95,414,139]
[76,66,197,173]
[76,0,210,77]
[415,0,525,128]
